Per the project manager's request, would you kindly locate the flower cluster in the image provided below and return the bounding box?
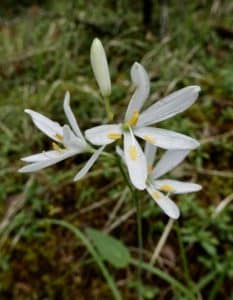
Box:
[19,38,201,219]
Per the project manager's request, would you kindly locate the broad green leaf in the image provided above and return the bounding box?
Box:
[86,228,131,268]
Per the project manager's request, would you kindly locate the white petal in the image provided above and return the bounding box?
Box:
[63,91,85,141]
[116,146,125,162]
[146,186,180,219]
[63,125,86,150]
[74,146,105,181]
[137,86,201,127]
[123,132,147,190]
[152,149,190,179]
[144,142,157,166]
[21,150,66,162]
[155,179,202,194]
[125,62,150,122]
[90,38,111,97]
[134,127,200,150]
[19,150,77,173]
[85,124,122,146]
[25,109,63,142]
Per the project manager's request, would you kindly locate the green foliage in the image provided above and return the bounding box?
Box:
[86,227,131,268]
[0,0,232,299]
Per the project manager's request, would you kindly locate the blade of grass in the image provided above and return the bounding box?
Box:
[38,218,122,300]
[195,270,217,292]
[130,258,196,300]
[176,224,194,289]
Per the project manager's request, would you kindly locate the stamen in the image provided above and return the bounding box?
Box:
[129,145,137,160]
[148,164,153,174]
[107,133,122,140]
[160,184,174,192]
[54,133,63,141]
[52,142,63,152]
[127,111,139,127]
[143,135,156,144]
[152,191,161,200]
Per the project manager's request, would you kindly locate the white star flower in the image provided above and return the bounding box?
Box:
[19,92,104,181]
[144,143,202,219]
[85,62,201,190]
[116,143,202,219]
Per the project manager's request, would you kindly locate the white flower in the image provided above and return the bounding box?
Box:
[144,143,202,219]
[117,143,202,219]
[19,92,104,181]
[85,62,201,190]
[90,38,111,97]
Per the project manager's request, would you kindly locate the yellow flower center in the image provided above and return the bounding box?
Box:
[143,135,156,144]
[129,145,137,160]
[127,111,139,127]
[152,191,161,200]
[159,184,174,192]
[107,133,122,140]
[52,142,63,152]
[54,133,63,141]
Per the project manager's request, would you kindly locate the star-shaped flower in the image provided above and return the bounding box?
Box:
[117,143,201,219]
[85,62,200,190]
[19,92,104,181]
[144,143,202,219]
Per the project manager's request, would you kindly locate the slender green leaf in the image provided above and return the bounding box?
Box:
[38,219,122,300]
[86,227,131,268]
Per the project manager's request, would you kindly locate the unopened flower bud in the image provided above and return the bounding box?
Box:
[90,38,111,97]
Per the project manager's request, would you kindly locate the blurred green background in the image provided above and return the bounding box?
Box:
[0,0,232,299]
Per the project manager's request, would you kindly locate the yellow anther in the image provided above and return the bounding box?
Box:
[127,111,139,127]
[152,191,161,200]
[143,135,156,144]
[107,133,122,140]
[160,184,174,193]
[148,164,153,174]
[129,145,137,160]
[54,133,63,141]
[52,142,63,152]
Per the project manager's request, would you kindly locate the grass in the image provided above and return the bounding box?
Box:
[0,0,233,299]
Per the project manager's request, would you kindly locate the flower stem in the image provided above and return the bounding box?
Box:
[133,189,143,300]
[117,158,143,300]
[103,96,114,121]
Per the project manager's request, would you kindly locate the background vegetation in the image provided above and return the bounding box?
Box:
[0,0,232,299]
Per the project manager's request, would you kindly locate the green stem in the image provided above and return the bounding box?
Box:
[103,96,114,121]
[117,158,143,300]
[38,219,122,300]
[133,189,143,300]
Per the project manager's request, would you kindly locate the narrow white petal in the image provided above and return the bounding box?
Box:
[85,124,122,146]
[116,146,125,162]
[63,91,85,141]
[90,38,111,97]
[152,149,190,179]
[123,132,147,190]
[25,109,63,142]
[144,142,157,166]
[74,146,105,181]
[19,150,77,173]
[146,186,180,219]
[134,127,200,150]
[21,150,66,162]
[155,179,202,194]
[63,125,86,150]
[125,62,150,122]
[137,86,201,127]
